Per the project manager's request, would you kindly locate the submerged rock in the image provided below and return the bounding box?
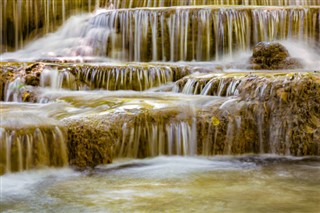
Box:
[249,42,303,70]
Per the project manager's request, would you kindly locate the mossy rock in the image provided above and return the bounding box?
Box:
[249,42,303,70]
[63,117,116,169]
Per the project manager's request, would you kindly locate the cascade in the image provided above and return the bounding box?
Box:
[0,0,101,53]
[47,91,208,167]
[0,126,68,174]
[190,72,320,155]
[94,6,319,62]
[2,6,319,62]
[0,62,191,102]
[1,1,320,211]
[0,103,68,175]
[0,0,320,176]
[74,64,191,90]
[2,0,320,55]
[116,112,197,158]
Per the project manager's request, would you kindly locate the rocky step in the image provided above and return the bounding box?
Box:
[175,71,320,155]
[174,71,320,97]
[197,72,320,155]
[0,62,192,102]
[1,72,319,174]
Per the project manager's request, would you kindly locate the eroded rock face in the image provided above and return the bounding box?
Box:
[249,42,303,70]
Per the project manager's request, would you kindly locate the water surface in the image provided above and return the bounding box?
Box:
[1,156,319,212]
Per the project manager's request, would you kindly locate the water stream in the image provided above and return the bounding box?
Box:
[1,0,320,212]
[1,156,320,212]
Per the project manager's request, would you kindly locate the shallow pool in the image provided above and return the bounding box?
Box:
[1,155,319,212]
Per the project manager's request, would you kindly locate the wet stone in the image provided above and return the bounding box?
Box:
[249,42,304,70]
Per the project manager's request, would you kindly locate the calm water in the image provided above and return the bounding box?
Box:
[1,156,319,213]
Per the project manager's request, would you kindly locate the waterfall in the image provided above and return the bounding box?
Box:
[0,103,69,175]
[2,0,320,53]
[0,63,191,102]
[101,6,319,62]
[176,72,320,155]
[0,127,68,174]
[0,0,103,53]
[117,118,197,158]
[5,77,25,102]
[0,127,68,175]
[1,0,320,175]
[76,64,188,90]
[2,6,319,62]
[175,73,242,96]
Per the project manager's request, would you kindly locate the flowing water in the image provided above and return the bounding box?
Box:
[2,6,320,61]
[1,0,320,212]
[1,156,320,212]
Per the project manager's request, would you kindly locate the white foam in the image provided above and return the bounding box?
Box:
[0,168,79,199]
[1,10,114,61]
[97,156,256,179]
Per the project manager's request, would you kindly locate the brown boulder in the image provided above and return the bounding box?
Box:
[249,42,303,70]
